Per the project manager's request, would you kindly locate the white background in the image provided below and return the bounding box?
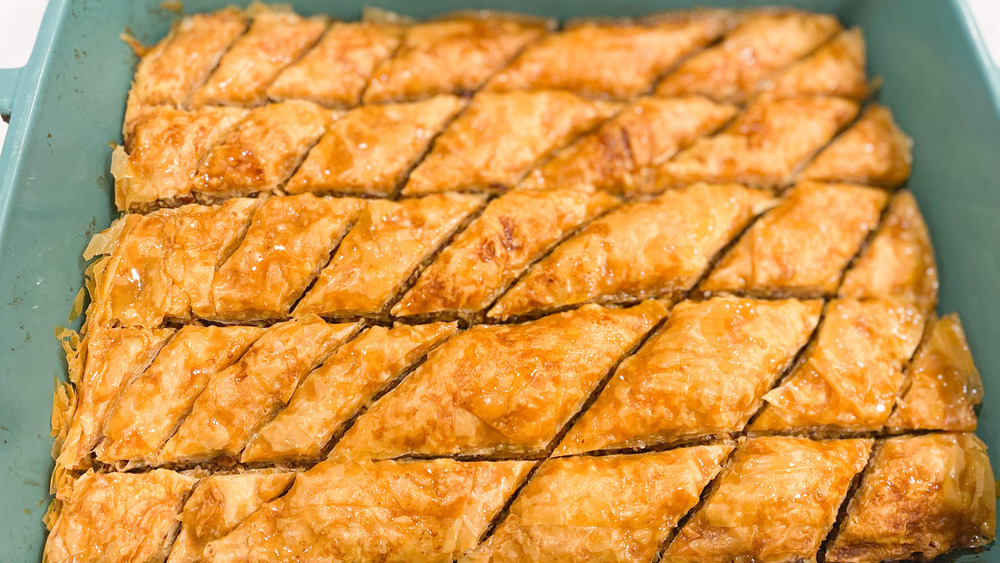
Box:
[1,0,999,157]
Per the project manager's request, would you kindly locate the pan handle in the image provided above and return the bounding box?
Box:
[0,67,23,117]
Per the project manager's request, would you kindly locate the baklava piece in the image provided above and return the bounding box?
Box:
[113,106,248,211]
[751,298,925,433]
[44,470,196,563]
[206,195,364,323]
[193,101,335,200]
[56,327,174,470]
[285,96,465,197]
[840,191,938,309]
[363,12,553,103]
[123,8,248,137]
[557,297,821,456]
[294,194,485,318]
[487,11,731,100]
[801,104,913,188]
[403,91,620,195]
[887,314,983,432]
[201,459,534,563]
[392,189,619,320]
[98,325,263,465]
[464,445,733,563]
[491,184,774,320]
[190,7,327,107]
[663,436,872,562]
[756,28,869,100]
[519,96,737,195]
[335,301,668,459]
[241,323,457,463]
[158,316,358,464]
[267,21,403,107]
[701,181,888,297]
[655,10,842,103]
[826,433,995,562]
[167,472,295,563]
[655,97,859,189]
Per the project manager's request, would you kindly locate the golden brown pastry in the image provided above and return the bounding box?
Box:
[294,194,485,318]
[655,10,842,102]
[363,12,552,103]
[98,325,264,465]
[701,181,888,296]
[751,298,925,432]
[491,184,775,320]
[190,7,327,107]
[284,96,466,197]
[518,96,737,195]
[114,106,248,211]
[755,28,868,100]
[664,436,872,562]
[45,470,197,563]
[403,91,620,195]
[193,101,335,200]
[123,8,248,139]
[655,97,859,189]
[167,472,295,563]
[158,316,357,464]
[241,323,457,463]
[464,444,733,563]
[56,327,174,470]
[206,195,364,323]
[801,104,913,188]
[335,301,668,459]
[826,433,995,562]
[840,191,938,309]
[392,189,620,319]
[202,459,533,563]
[267,21,403,107]
[887,314,983,432]
[486,11,731,100]
[557,297,821,456]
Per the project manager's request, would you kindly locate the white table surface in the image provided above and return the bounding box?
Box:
[1,0,999,158]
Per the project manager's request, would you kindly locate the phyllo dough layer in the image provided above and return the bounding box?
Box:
[45,470,197,563]
[557,297,822,455]
[335,301,668,459]
[487,11,731,100]
[201,458,534,562]
[663,436,872,562]
[464,444,733,563]
[756,28,869,101]
[491,183,775,320]
[826,433,995,562]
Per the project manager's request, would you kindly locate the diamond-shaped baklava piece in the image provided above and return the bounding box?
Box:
[655,10,842,102]
[241,323,457,463]
[487,11,731,99]
[750,298,925,433]
[158,316,358,464]
[491,184,774,320]
[202,459,534,563]
[755,28,868,100]
[663,436,872,562]
[518,96,737,195]
[335,301,668,459]
[392,189,620,320]
[701,181,888,297]
[285,96,466,197]
[826,433,995,562]
[294,194,485,318]
[557,297,821,455]
[190,7,328,107]
[403,91,620,195]
[363,12,553,103]
[464,444,733,563]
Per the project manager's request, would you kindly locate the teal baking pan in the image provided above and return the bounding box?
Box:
[1,0,999,560]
